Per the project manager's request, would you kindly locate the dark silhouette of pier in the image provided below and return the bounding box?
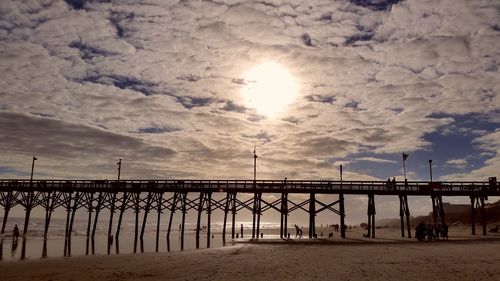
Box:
[0,178,498,254]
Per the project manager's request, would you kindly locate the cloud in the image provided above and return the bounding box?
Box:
[445,158,468,168]
[0,0,498,185]
[355,157,397,164]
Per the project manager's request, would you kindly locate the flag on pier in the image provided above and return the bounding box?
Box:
[402,152,409,161]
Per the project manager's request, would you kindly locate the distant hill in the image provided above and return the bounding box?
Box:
[375,199,500,228]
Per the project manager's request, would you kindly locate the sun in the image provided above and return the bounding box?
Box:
[241,61,299,117]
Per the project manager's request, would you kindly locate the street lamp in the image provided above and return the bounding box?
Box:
[428,159,433,182]
[30,156,37,184]
[117,159,122,182]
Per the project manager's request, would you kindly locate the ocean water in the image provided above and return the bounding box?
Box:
[0,217,286,261]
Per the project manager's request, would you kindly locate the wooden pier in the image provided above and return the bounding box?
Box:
[1,178,498,254]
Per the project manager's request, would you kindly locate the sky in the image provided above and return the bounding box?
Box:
[0,0,499,223]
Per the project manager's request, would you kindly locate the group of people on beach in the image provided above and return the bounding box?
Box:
[415,221,448,241]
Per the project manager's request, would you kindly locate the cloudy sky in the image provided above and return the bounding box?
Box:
[0,0,499,184]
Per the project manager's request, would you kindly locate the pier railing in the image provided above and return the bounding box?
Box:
[0,179,498,195]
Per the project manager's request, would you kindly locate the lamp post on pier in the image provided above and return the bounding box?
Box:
[117,159,122,182]
[428,160,433,182]
[30,156,37,186]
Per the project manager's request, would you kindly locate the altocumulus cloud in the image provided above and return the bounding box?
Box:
[0,0,498,182]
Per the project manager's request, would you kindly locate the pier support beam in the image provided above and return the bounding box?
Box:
[309,193,316,238]
[1,191,14,234]
[399,195,411,238]
[43,191,54,238]
[256,192,262,239]
[140,192,153,240]
[22,191,35,235]
[222,193,230,242]
[133,193,140,253]
[252,192,258,239]
[207,192,212,248]
[166,192,179,251]
[196,192,204,249]
[180,192,187,250]
[92,192,103,239]
[339,193,346,238]
[280,193,289,238]
[107,192,117,254]
[63,192,72,257]
[231,193,237,239]
[155,193,163,252]
[367,194,375,238]
[431,195,445,226]
[115,192,128,240]
[85,193,94,255]
[470,195,487,236]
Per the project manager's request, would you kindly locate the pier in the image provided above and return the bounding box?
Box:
[1,178,498,254]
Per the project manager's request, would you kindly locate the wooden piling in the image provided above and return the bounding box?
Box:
[196,192,204,249]
[115,192,128,239]
[207,192,212,248]
[309,193,316,238]
[86,193,93,255]
[107,192,117,255]
[180,192,187,250]
[222,193,229,242]
[339,193,345,238]
[1,191,13,234]
[470,195,476,235]
[256,193,262,239]
[63,192,72,256]
[367,194,375,238]
[166,192,179,251]
[133,193,140,253]
[480,196,486,236]
[252,192,257,238]
[156,193,163,252]
[280,193,285,238]
[43,191,54,238]
[231,193,236,239]
[22,191,35,235]
[404,195,411,238]
[92,192,103,238]
[140,192,153,240]
[68,192,81,240]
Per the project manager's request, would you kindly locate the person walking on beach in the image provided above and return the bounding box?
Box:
[299,227,303,238]
[12,224,19,241]
[294,224,300,238]
[240,224,244,238]
[442,223,449,240]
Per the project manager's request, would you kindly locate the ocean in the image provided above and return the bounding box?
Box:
[0,217,285,261]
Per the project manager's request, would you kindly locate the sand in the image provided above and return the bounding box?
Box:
[1,230,500,281]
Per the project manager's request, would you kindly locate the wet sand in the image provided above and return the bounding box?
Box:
[1,228,500,281]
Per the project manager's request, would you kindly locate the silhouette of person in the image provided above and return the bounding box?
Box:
[240,224,244,238]
[386,178,391,190]
[294,224,300,238]
[392,177,396,189]
[12,224,19,241]
[299,227,303,238]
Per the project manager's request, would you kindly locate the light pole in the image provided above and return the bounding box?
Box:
[30,156,37,184]
[253,146,257,182]
[428,159,433,182]
[340,164,343,182]
[117,159,122,181]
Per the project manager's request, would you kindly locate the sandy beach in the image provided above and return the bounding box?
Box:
[1,227,500,281]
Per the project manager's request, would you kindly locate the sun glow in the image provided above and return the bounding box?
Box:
[241,61,299,117]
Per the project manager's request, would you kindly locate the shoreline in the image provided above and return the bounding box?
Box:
[1,237,500,281]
